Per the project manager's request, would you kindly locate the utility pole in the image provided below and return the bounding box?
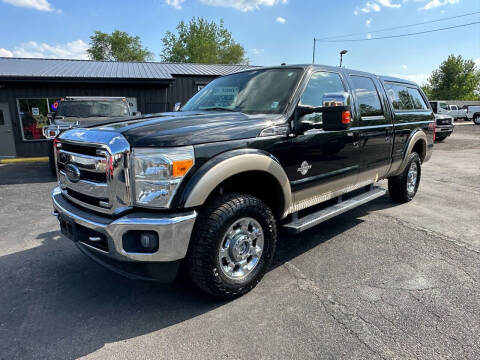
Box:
[312,38,316,64]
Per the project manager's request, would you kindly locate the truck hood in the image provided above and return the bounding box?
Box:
[93,111,283,147]
[54,115,131,127]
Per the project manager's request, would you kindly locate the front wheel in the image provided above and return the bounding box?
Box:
[187,193,277,299]
[435,135,446,142]
[388,152,421,203]
[473,115,480,125]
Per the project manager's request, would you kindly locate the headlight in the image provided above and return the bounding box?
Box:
[132,146,194,208]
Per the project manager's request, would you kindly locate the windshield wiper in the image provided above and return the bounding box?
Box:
[201,107,238,112]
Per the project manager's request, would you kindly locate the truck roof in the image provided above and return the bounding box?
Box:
[232,64,420,87]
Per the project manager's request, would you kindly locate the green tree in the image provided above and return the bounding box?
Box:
[425,54,480,100]
[87,30,154,62]
[161,17,247,64]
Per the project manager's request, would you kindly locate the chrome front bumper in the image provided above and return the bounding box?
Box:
[435,125,453,133]
[51,187,197,265]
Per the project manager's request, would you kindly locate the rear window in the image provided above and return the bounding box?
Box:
[407,88,428,110]
[385,83,427,111]
[350,76,383,117]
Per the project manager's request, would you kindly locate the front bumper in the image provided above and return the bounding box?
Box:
[51,187,197,281]
[435,125,454,135]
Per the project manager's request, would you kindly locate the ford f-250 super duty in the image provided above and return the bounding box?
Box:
[51,65,434,299]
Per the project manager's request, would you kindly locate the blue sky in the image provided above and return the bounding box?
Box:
[0,0,478,84]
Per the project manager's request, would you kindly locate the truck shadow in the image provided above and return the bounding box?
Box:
[0,196,398,359]
[0,163,55,185]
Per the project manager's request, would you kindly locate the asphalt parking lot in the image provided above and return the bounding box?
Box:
[1,124,479,360]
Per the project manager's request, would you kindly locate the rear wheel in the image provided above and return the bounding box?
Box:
[435,135,446,142]
[388,152,421,203]
[187,193,277,299]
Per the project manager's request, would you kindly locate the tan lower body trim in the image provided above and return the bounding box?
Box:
[287,178,376,214]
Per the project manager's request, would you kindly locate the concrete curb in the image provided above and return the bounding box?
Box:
[0,157,49,164]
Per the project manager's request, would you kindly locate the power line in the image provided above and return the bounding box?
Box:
[316,10,480,40]
[315,21,480,43]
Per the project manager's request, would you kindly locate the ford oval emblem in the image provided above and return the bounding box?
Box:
[65,163,81,183]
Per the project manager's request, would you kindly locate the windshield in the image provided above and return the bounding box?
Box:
[56,100,130,119]
[181,68,303,114]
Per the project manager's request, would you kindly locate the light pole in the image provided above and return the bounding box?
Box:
[339,50,348,67]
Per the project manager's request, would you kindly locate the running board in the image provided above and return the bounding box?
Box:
[284,187,386,233]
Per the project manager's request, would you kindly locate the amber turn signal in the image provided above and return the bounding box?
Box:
[341,110,351,124]
[172,159,194,177]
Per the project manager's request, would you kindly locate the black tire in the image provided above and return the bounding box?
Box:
[435,135,446,142]
[473,115,480,125]
[187,193,277,300]
[388,152,421,203]
[48,143,56,175]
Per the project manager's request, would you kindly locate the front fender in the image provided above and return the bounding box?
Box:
[179,149,292,217]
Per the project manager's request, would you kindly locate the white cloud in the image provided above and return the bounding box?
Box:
[418,0,460,11]
[165,0,185,9]
[389,73,430,85]
[354,9,359,15]
[361,1,381,13]
[366,18,372,26]
[1,0,56,11]
[0,48,13,57]
[376,0,401,8]
[367,33,372,39]
[401,64,408,69]
[276,16,285,23]
[475,58,480,68]
[251,48,264,55]
[1,40,89,59]
[199,0,287,12]
[358,0,401,13]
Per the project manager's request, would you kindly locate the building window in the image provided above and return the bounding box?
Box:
[197,84,206,92]
[17,98,60,141]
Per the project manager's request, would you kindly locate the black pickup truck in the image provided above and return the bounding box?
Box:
[51,65,434,299]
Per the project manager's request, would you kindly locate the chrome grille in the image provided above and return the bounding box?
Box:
[56,129,132,215]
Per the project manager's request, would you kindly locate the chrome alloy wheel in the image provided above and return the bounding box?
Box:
[406,161,418,195]
[218,217,264,279]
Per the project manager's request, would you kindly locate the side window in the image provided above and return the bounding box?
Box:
[300,71,345,107]
[407,88,428,110]
[299,71,345,125]
[439,102,448,110]
[350,76,383,117]
[385,83,413,110]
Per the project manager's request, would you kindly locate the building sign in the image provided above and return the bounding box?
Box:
[32,107,40,116]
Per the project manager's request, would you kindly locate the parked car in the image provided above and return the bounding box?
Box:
[429,101,467,121]
[42,96,138,174]
[51,65,434,299]
[434,114,454,141]
[466,105,480,125]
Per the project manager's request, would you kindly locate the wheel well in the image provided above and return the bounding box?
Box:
[207,171,285,219]
[412,139,426,162]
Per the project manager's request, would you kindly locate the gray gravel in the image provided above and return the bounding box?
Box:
[0,125,479,360]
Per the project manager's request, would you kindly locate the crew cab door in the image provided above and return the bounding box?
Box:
[348,75,394,183]
[289,70,360,209]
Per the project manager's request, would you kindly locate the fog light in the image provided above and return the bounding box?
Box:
[122,230,159,253]
[140,232,158,250]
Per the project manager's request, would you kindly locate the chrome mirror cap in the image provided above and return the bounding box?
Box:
[322,92,351,107]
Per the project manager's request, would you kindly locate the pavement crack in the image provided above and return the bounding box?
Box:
[374,213,480,256]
